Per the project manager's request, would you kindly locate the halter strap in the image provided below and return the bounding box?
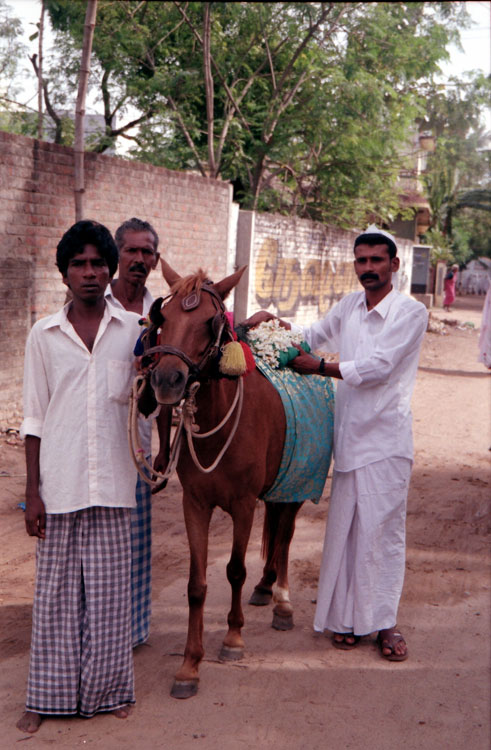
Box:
[143,282,231,380]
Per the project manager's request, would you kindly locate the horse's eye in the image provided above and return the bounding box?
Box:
[210,313,224,338]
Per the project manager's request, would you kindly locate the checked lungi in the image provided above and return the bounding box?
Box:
[131,472,152,646]
[26,507,135,717]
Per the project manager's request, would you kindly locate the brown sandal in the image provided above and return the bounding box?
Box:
[377,628,408,661]
[332,632,360,650]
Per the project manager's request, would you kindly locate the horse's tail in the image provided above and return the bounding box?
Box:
[261,503,275,562]
[261,502,302,565]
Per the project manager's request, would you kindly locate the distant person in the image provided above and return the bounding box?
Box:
[478,284,491,369]
[443,264,459,312]
[106,217,170,648]
[245,226,428,660]
[17,221,140,734]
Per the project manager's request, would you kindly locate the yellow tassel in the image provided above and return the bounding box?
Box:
[219,341,247,376]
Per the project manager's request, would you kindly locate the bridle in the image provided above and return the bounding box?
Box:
[140,281,232,386]
[128,281,244,489]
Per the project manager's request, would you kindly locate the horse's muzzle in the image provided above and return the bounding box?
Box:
[150,361,189,405]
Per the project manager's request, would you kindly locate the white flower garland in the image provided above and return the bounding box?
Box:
[248,319,304,368]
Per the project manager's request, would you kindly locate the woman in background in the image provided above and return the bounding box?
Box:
[443,264,459,312]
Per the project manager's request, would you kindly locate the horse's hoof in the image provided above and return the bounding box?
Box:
[219,645,244,661]
[272,612,294,631]
[249,588,273,606]
[170,679,199,699]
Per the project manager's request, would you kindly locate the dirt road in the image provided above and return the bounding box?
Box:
[0,295,489,750]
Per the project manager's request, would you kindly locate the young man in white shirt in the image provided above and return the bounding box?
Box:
[17,221,141,734]
[245,226,428,661]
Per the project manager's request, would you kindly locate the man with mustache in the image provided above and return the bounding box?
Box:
[246,226,428,661]
[106,218,168,648]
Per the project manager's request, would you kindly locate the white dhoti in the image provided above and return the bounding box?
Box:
[314,457,412,636]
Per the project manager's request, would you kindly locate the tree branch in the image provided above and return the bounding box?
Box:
[29,54,62,142]
[167,94,207,177]
[203,3,215,176]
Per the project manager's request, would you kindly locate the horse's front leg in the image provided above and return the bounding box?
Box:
[171,496,212,699]
[219,502,255,661]
[270,502,304,631]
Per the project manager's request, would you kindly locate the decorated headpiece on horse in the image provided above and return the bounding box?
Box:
[135,268,254,389]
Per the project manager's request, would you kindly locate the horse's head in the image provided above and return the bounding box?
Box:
[143,261,246,406]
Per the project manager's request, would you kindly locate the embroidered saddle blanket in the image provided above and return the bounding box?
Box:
[254,358,335,504]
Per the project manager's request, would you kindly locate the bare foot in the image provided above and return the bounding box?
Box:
[16,711,42,733]
[377,627,408,661]
[113,705,131,719]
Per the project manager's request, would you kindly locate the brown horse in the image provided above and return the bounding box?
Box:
[138,262,319,699]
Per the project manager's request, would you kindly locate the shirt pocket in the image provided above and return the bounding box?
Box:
[107,359,135,404]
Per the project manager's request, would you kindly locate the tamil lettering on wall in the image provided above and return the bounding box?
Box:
[254,237,359,316]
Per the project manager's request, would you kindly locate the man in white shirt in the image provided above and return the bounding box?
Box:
[105,217,167,648]
[245,226,428,660]
[17,221,141,734]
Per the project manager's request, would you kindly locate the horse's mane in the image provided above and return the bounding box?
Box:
[170,269,209,297]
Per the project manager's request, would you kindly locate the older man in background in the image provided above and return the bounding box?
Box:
[106,217,169,647]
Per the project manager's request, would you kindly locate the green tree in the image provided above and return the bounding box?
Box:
[0,0,35,134]
[0,0,26,102]
[18,1,475,228]
[422,74,491,262]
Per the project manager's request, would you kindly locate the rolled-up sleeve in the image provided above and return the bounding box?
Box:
[339,360,363,386]
[20,327,49,439]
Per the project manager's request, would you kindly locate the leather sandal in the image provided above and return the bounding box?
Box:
[332,632,360,650]
[377,628,408,661]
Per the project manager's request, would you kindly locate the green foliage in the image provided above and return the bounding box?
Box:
[422,227,454,264]
[0,0,28,104]
[0,109,38,137]
[421,73,491,262]
[452,209,491,260]
[5,0,481,230]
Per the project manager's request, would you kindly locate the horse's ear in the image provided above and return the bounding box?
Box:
[149,297,164,327]
[214,265,247,301]
[160,259,181,289]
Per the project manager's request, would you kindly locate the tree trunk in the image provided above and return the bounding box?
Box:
[203,3,216,177]
[37,1,44,140]
[74,0,98,221]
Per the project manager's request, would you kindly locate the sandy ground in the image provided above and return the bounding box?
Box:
[0,294,489,750]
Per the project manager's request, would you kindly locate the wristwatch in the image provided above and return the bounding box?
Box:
[319,358,325,375]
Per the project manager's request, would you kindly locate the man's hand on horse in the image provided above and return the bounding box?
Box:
[241,310,291,330]
[289,346,321,375]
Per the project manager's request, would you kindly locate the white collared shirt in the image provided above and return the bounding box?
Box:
[21,302,141,513]
[296,289,428,471]
[105,283,154,456]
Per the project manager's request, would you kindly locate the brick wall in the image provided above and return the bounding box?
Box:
[0,131,233,425]
[235,211,413,326]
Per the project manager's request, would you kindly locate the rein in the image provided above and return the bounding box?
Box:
[128,283,244,488]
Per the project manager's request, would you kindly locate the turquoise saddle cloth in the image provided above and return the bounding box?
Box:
[254,358,335,504]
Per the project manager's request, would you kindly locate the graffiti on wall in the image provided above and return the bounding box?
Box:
[254,237,359,316]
